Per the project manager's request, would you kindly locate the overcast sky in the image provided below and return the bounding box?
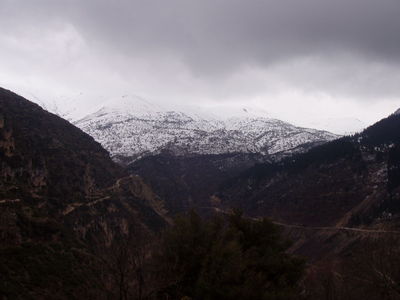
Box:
[0,0,399,132]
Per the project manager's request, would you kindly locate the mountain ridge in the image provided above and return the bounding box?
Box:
[71,95,338,163]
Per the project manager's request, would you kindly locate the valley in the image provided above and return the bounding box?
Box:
[1,88,400,299]
[3,1,400,298]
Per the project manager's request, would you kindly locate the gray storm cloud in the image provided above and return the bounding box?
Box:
[0,0,400,109]
[15,2,400,60]
[6,0,398,69]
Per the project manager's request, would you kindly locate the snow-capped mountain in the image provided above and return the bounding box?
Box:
[70,95,338,162]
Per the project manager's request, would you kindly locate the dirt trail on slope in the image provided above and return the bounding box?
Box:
[207,206,400,235]
[270,221,400,235]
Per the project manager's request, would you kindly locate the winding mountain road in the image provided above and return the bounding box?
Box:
[208,206,400,235]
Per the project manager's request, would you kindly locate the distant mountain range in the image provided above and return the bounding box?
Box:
[33,94,339,163]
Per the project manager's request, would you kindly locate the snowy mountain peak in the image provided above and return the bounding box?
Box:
[394,108,400,115]
[26,93,339,162]
[73,98,338,162]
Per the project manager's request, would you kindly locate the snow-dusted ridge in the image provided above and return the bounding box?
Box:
[66,95,339,162]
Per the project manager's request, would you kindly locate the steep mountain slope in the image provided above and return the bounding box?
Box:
[73,95,338,163]
[212,111,400,264]
[128,152,268,215]
[218,111,400,229]
[0,88,166,298]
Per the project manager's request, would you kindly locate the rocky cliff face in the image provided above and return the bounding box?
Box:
[0,88,166,299]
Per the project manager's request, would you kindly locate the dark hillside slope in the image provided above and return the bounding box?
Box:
[219,113,400,228]
[0,87,123,205]
[0,88,166,299]
[127,152,268,216]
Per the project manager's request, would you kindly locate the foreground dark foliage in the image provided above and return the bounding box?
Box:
[305,236,400,300]
[153,211,305,300]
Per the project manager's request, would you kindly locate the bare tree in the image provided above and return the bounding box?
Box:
[305,235,400,300]
[94,224,151,300]
[344,235,400,300]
